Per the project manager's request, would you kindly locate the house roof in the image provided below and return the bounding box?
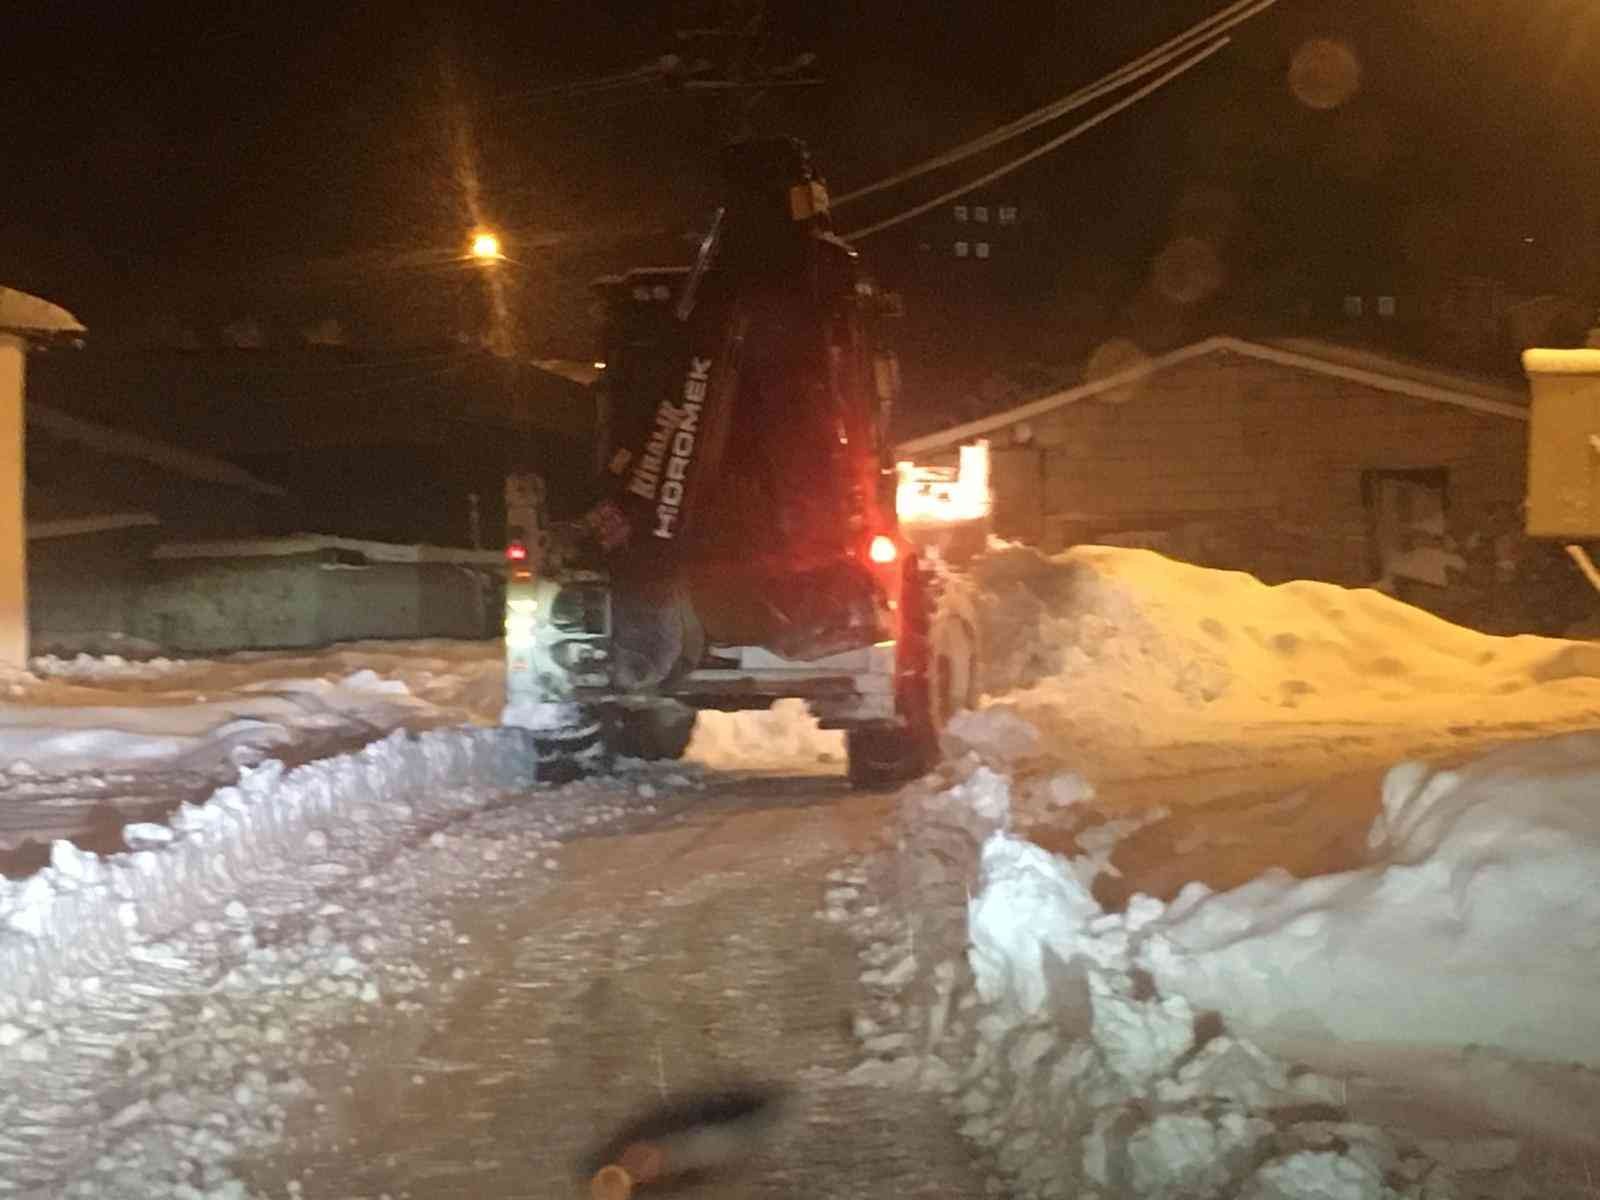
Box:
[25,345,598,456]
[895,335,1530,458]
[28,402,286,496]
[28,512,162,541]
[0,286,84,343]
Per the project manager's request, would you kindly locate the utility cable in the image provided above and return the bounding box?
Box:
[832,0,1277,209]
[843,37,1231,242]
[496,63,667,106]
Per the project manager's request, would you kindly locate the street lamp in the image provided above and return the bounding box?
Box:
[470,230,503,262]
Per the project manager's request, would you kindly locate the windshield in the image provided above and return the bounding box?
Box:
[9,4,1600,1199]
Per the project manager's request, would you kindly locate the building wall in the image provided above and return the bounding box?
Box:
[133,552,500,653]
[27,526,161,652]
[984,353,1528,586]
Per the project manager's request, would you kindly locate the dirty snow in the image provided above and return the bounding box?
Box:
[27,638,507,723]
[972,542,1600,739]
[0,727,532,1196]
[10,543,1600,1196]
[3,641,508,856]
[686,698,845,771]
[838,736,1600,1199]
[830,757,1454,1200]
[1148,730,1600,1068]
[0,671,416,776]
[0,720,695,1197]
[825,544,1600,1199]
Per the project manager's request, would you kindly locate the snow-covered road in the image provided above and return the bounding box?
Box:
[1,736,993,1198]
[0,642,506,872]
[238,768,991,1199]
[9,718,1596,1198]
[9,544,1600,1197]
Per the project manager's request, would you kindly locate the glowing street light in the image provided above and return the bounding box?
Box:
[470,230,503,262]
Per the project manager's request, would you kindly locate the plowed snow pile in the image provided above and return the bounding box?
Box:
[841,545,1600,1198]
[1148,731,1600,1067]
[687,699,845,770]
[4,641,510,855]
[974,543,1600,733]
[841,758,1467,1199]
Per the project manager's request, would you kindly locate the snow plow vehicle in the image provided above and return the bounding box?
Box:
[503,136,982,787]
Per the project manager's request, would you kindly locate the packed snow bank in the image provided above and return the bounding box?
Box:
[841,704,1600,1197]
[4,642,512,857]
[0,670,422,777]
[0,726,535,1022]
[1148,731,1600,1068]
[29,638,507,724]
[0,717,687,1198]
[972,543,1600,724]
[687,699,845,770]
[834,742,1458,1199]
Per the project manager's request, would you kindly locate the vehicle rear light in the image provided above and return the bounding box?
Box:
[506,541,528,562]
[868,534,899,565]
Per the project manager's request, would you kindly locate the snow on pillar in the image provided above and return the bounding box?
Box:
[1523,346,1600,540]
[0,287,87,670]
[0,334,24,667]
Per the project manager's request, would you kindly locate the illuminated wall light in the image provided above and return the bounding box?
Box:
[896,440,992,524]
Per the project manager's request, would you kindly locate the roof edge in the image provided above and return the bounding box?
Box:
[896,338,1232,458]
[28,403,288,497]
[895,334,1527,458]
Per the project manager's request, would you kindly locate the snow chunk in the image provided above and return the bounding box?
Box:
[0,727,536,1025]
[1151,731,1600,1066]
[1238,1150,1396,1200]
[968,834,1100,1015]
[686,699,844,770]
[942,707,1042,765]
[500,700,584,733]
[1127,1112,1271,1199]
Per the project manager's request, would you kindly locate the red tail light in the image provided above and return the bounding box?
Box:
[868,534,899,565]
[505,541,528,562]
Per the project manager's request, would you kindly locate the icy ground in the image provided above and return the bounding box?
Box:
[7,544,1600,1197]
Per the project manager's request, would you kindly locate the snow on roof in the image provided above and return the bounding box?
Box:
[530,358,602,387]
[27,512,161,541]
[151,532,505,565]
[896,334,1529,458]
[1523,346,1600,375]
[27,402,286,497]
[0,286,83,340]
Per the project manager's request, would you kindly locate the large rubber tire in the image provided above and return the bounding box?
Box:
[529,716,609,784]
[846,726,934,791]
[844,571,981,791]
[607,701,698,762]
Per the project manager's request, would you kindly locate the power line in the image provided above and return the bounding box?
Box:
[495,63,668,106]
[831,0,1279,210]
[185,349,472,377]
[242,359,476,405]
[842,38,1231,242]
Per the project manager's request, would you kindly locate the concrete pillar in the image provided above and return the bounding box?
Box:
[0,333,25,668]
[1522,348,1600,539]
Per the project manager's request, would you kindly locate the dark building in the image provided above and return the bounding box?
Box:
[26,345,598,547]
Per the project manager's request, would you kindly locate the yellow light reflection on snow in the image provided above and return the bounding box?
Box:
[897,440,992,525]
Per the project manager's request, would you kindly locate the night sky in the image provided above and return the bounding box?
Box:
[7,1,1599,352]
